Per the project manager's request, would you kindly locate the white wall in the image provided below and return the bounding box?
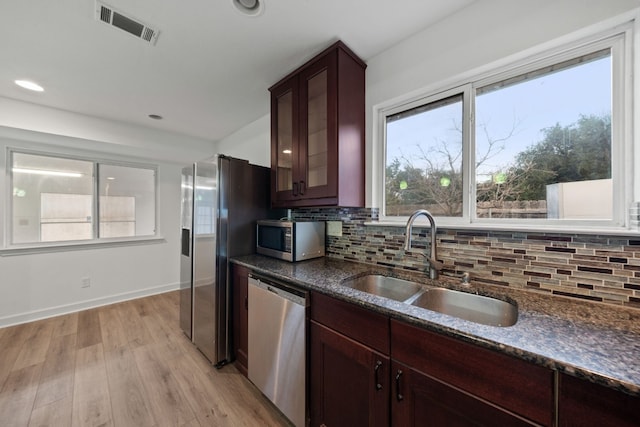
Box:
[365,0,640,106]
[216,114,271,167]
[0,98,215,327]
[0,97,216,164]
[0,163,179,326]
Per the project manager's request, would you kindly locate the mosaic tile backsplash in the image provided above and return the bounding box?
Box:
[292,207,640,309]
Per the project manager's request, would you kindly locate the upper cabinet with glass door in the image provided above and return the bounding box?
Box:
[269,41,366,208]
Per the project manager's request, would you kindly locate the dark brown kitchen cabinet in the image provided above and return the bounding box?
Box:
[231,264,249,376]
[310,292,390,427]
[310,322,390,427]
[391,320,554,427]
[558,373,640,427]
[309,292,555,426]
[391,360,536,427]
[270,41,366,208]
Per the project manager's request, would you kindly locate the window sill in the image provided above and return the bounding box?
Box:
[0,236,167,257]
[364,220,640,237]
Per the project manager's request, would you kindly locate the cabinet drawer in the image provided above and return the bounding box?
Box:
[311,292,389,354]
[391,320,554,426]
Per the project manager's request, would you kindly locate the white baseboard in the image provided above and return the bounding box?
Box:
[0,282,180,328]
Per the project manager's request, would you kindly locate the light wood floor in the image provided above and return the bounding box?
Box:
[0,290,291,427]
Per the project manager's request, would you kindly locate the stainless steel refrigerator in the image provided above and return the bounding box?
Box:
[180,155,275,366]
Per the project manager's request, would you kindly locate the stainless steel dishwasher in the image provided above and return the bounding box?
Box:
[248,274,308,427]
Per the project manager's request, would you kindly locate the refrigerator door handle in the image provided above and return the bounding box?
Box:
[181,228,191,256]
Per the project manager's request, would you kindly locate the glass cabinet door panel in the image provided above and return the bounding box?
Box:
[277,90,294,192]
[306,70,328,189]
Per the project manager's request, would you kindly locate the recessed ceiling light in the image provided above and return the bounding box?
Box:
[148,114,163,120]
[15,80,44,92]
[232,0,264,17]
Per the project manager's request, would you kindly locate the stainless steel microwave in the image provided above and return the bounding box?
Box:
[256,220,325,262]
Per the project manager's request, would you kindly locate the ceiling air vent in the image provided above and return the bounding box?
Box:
[95,1,160,45]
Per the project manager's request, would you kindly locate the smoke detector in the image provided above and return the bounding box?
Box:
[95,1,160,45]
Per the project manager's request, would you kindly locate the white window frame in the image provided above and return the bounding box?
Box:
[374,20,636,234]
[4,147,160,253]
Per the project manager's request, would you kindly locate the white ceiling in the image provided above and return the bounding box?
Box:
[0,0,475,142]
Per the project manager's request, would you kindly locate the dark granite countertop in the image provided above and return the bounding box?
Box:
[232,254,640,397]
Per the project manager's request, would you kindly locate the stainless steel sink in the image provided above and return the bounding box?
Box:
[341,274,518,327]
[341,274,423,302]
[408,287,518,327]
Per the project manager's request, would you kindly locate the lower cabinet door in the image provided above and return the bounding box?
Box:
[391,361,537,427]
[310,321,390,427]
[558,373,640,427]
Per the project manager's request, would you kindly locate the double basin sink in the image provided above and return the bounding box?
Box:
[342,274,518,327]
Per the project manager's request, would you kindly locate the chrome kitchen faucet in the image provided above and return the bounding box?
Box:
[404,209,443,280]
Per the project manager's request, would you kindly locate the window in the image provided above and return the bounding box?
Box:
[10,151,156,245]
[386,93,464,217]
[381,29,630,230]
[475,50,612,221]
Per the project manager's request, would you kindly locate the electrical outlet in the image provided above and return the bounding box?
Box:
[326,221,342,237]
[81,277,91,288]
